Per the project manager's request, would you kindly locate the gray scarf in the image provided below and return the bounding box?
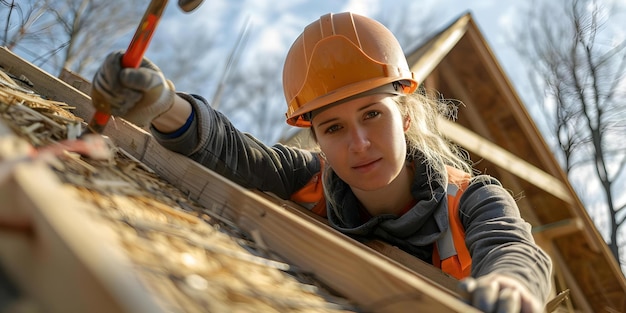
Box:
[326,159,449,261]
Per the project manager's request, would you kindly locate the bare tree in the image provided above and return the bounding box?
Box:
[1,0,143,77]
[46,0,144,76]
[159,15,292,145]
[1,0,57,60]
[513,0,626,271]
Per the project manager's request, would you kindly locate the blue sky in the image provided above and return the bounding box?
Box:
[149,0,545,150]
[154,1,533,99]
[153,0,532,123]
[158,0,525,73]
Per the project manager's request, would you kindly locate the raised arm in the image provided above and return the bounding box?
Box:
[458,176,552,313]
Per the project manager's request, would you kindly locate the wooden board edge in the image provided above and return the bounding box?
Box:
[0,161,165,313]
[252,190,462,295]
[438,117,572,204]
[0,47,93,119]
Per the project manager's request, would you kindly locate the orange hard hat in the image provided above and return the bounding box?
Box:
[283,12,418,127]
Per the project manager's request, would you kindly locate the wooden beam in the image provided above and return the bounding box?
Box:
[406,14,470,82]
[437,117,573,204]
[0,47,94,121]
[436,60,544,227]
[253,190,461,295]
[463,23,565,179]
[0,134,165,313]
[363,241,459,293]
[532,218,585,240]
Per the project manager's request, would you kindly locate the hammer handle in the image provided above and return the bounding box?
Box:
[122,0,168,68]
[87,0,169,134]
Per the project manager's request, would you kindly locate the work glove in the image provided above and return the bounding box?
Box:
[91,51,175,128]
[458,274,544,313]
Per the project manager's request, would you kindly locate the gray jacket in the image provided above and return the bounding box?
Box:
[152,93,552,302]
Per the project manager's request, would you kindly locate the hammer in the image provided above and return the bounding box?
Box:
[87,0,204,134]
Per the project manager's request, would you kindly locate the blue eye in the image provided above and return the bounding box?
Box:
[325,124,342,134]
[365,111,380,119]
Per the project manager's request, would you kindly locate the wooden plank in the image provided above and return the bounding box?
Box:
[252,190,461,295]
[0,47,94,120]
[0,142,164,313]
[438,117,573,206]
[0,46,479,312]
[437,60,544,227]
[362,241,460,293]
[532,218,584,240]
[58,68,92,95]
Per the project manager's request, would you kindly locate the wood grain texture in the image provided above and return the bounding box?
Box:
[0,158,165,313]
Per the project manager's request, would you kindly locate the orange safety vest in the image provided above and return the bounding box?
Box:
[290,165,472,279]
[432,166,472,279]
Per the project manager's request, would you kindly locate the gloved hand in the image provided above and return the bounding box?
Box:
[91,51,175,127]
[458,274,544,313]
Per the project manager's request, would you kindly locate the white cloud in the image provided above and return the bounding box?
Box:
[251,27,286,55]
[340,0,380,16]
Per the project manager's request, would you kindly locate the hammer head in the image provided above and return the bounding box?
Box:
[178,0,204,12]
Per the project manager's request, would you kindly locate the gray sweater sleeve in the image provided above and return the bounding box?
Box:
[459,176,552,303]
[150,93,321,199]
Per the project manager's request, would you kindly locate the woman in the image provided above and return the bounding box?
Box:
[93,12,552,313]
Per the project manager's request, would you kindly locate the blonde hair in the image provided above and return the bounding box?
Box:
[397,91,473,185]
[316,90,473,209]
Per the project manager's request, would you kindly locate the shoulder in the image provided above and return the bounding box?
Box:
[458,174,522,223]
[465,175,512,200]
[462,174,511,202]
[444,166,510,201]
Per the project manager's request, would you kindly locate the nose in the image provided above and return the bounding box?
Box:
[348,125,371,153]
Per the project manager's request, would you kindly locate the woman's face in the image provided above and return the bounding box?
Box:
[312,93,408,191]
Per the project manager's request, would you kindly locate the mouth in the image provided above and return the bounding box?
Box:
[352,158,382,171]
